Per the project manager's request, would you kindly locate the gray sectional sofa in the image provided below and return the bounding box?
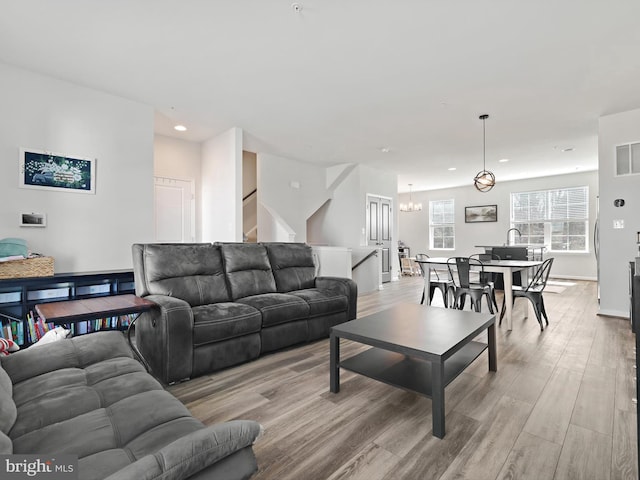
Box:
[0,331,262,480]
[132,242,357,385]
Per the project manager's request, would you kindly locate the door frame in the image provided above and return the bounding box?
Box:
[154,176,196,243]
[366,193,393,283]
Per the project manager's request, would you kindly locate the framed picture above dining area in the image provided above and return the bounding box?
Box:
[465,204,497,223]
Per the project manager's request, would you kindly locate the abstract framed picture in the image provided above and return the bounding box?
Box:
[19,148,96,194]
[465,204,497,223]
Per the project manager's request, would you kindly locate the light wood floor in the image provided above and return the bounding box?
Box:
[169,277,638,480]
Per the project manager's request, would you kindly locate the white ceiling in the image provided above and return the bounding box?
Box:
[2,1,640,192]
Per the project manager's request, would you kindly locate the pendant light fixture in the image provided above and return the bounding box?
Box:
[399,184,422,212]
[474,114,496,192]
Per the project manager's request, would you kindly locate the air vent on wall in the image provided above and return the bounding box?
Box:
[616,142,640,176]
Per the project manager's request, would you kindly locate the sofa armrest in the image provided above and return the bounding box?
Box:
[137,295,194,385]
[103,420,262,480]
[316,276,358,320]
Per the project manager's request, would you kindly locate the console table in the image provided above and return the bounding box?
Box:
[0,269,135,347]
[36,294,156,370]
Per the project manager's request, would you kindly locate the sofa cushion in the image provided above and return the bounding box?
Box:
[264,242,316,293]
[12,390,208,480]
[0,430,11,454]
[288,288,348,318]
[101,421,262,480]
[10,358,161,439]
[4,330,263,480]
[1,331,135,385]
[220,243,277,299]
[0,361,16,435]
[192,302,262,346]
[135,243,231,306]
[237,293,309,327]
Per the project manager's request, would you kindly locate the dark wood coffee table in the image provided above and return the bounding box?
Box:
[330,303,496,438]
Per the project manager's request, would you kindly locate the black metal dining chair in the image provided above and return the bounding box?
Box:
[447,257,495,313]
[468,253,499,312]
[500,257,554,331]
[415,253,453,307]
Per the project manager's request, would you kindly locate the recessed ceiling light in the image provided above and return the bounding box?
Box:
[499,158,509,163]
[448,167,456,171]
[174,125,187,132]
[380,147,390,153]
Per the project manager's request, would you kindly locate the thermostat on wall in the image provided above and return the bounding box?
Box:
[20,212,46,227]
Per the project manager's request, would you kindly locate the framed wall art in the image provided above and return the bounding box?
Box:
[19,148,96,194]
[465,204,497,223]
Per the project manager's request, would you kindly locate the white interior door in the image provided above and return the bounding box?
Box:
[154,177,195,242]
[366,194,392,283]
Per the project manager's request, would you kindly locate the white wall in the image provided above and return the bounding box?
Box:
[307,164,398,249]
[201,127,243,242]
[256,155,400,277]
[257,153,330,243]
[0,63,154,272]
[297,163,400,279]
[398,170,599,280]
[307,167,361,247]
[599,109,640,317]
[154,135,202,241]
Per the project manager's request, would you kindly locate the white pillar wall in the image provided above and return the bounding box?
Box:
[201,127,243,243]
[598,109,640,317]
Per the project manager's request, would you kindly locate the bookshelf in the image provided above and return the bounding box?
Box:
[0,269,135,347]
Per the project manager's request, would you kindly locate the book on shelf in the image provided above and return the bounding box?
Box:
[1,323,13,341]
[1,319,25,345]
[20,311,54,346]
[3,312,136,347]
[67,314,134,336]
[17,321,24,345]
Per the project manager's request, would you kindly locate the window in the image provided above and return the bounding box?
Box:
[429,199,455,249]
[510,186,588,253]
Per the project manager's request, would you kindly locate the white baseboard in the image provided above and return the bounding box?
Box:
[550,274,597,282]
[597,309,630,319]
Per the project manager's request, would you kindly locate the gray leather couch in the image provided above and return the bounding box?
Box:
[0,331,261,480]
[132,242,357,385]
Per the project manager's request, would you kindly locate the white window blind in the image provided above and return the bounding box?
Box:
[429,199,455,250]
[511,186,588,252]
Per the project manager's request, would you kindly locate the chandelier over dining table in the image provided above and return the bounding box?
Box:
[399,184,422,212]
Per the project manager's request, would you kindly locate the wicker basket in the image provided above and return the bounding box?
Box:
[0,256,54,279]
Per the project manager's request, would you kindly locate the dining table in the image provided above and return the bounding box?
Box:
[414,257,543,330]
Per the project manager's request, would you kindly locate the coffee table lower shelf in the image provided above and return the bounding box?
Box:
[339,341,487,397]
